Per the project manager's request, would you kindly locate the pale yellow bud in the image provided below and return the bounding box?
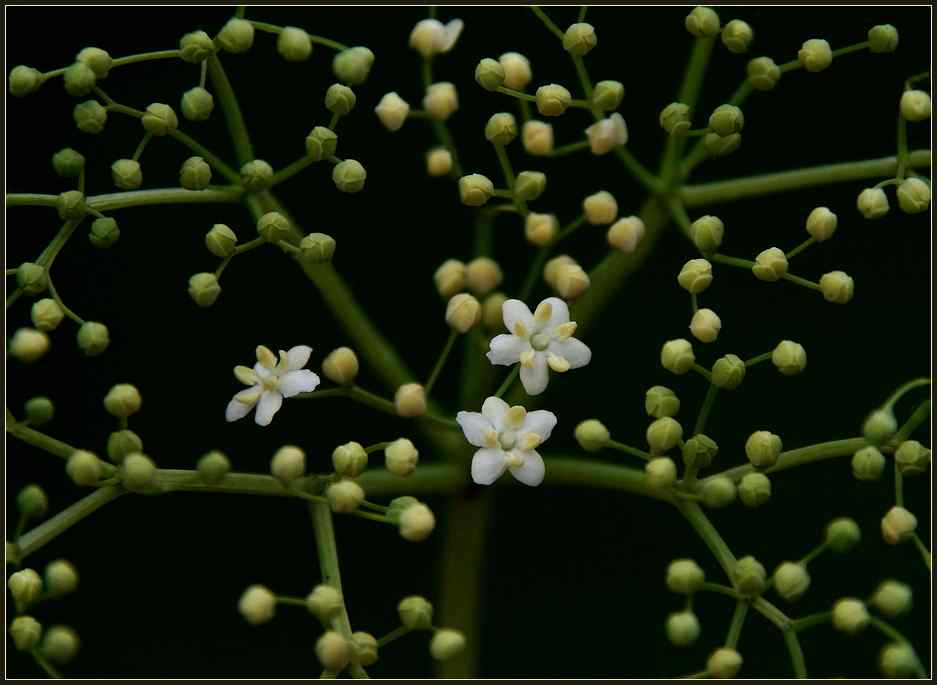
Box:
[482,293,508,332]
[806,206,837,241]
[322,347,359,385]
[544,255,576,288]
[689,308,721,343]
[499,52,532,89]
[554,264,591,299]
[798,38,832,72]
[399,502,436,541]
[434,259,467,297]
[375,92,409,131]
[385,438,419,476]
[582,190,618,225]
[316,631,350,672]
[326,479,365,513]
[607,216,645,253]
[525,212,558,246]
[819,271,854,304]
[426,147,453,176]
[881,506,917,545]
[395,383,427,417]
[271,445,305,482]
[423,82,458,121]
[465,257,503,295]
[445,293,481,333]
[522,120,554,156]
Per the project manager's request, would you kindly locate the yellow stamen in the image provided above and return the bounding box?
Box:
[483,430,500,449]
[504,405,527,428]
[513,321,529,339]
[534,301,553,324]
[520,349,536,368]
[518,432,542,451]
[256,345,277,369]
[234,365,257,386]
[504,451,524,468]
[547,353,570,373]
[554,321,577,341]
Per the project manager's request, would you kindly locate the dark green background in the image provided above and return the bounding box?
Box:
[5,5,931,678]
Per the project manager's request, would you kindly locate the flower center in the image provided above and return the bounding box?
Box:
[530,332,551,351]
[498,430,517,450]
[261,375,279,392]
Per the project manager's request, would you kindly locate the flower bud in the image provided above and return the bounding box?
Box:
[277,26,312,62]
[499,52,531,89]
[306,584,343,619]
[434,259,466,297]
[111,158,142,190]
[385,438,419,477]
[850,445,885,481]
[522,120,554,156]
[482,293,508,332]
[606,216,645,253]
[408,18,463,58]
[63,62,96,97]
[10,328,50,363]
[297,233,335,266]
[332,441,367,478]
[674,261,712,296]
[121,453,157,492]
[564,23,598,56]
[85,217,119,250]
[900,90,931,122]
[818,271,854,304]
[772,561,810,602]
[327,479,365,513]
[825,517,861,552]
[666,611,701,647]
[181,86,214,122]
[554,264,591,299]
[583,190,618,225]
[868,24,899,53]
[446,293,481,333]
[9,616,42,651]
[107,429,143,464]
[56,190,86,220]
[525,213,557,246]
[459,174,494,206]
[747,56,781,91]
[75,48,116,79]
[667,559,705,594]
[74,100,107,134]
[857,187,889,219]
[646,417,683,453]
[9,65,42,97]
[66,450,102,487]
[17,484,49,518]
[317,631,350,672]
[41,626,80,664]
[543,255,575,287]
[592,80,624,112]
[685,6,720,37]
[661,339,695,375]
[704,130,742,157]
[535,84,572,117]
[24,398,54,429]
[426,147,453,177]
[141,103,178,136]
[325,84,356,116]
[217,18,254,53]
[707,647,742,678]
[332,159,366,193]
[895,440,930,476]
[239,585,275,625]
[701,476,736,508]
[204,224,237,258]
[869,580,912,618]
[659,102,691,136]
[880,643,920,678]
[586,113,628,155]
[271,445,305,482]
[257,211,291,243]
[350,631,378,667]
[771,340,806,375]
[180,30,214,63]
[332,47,375,85]
[721,19,753,53]
[514,170,546,201]
[640,388,678,422]
[881,506,916,545]
[319,347,357,386]
[798,38,832,72]
[399,501,435,541]
[734,556,766,597]
[682,435,718,470]
[188,273,221,307]
[197,450,230,484]
[52,148,85,178]
[8,568,42,606]
[751,247,788,282]
[574,419,610,452]
[44,560,79,597]
[690,215,724,252]
[806,206,837,241]
[485,112,517,146]
[475,58,505,91]
[708,104,744,137]
[711,354,745,390]
[103,383,141,418]
[304,126,338,163]
[832,598,869,634]
[745,430,782,468]
[241,159,273,191]
[466,257,503,296]
[863,407,897,445]
[180,156,212,191]
[897,177,931,214]
[738,472,771,507]
[424,82,459,121]
[430,629,465,660]
[398,595,434,629]
[646,457,678,490]
[689,308,721,343]
[16,262,47,295]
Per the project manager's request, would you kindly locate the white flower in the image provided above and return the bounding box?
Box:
[409,18,464,59]
[457,396,557,486]
[225,344,320,426]
[585,113,628,155]
[487,297,591,395]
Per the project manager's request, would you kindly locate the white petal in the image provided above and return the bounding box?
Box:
[225,397,254,422]
[502,299,534,337]
[611,113,629,145]
[509,450,545,486]
[253,362,273,380]
[441,19,464,52]
[255,391,283,427]
[519,352,549,395]
[456,411,494,448]
[279,369,320,397]
[520,410,558,443]
[471,448,507,485]
[486,334,527,366]
[481,396,509,429]
[538,297,570,330]
[286,345,313,371]
[548,338,592,369]
[234,385,263,405]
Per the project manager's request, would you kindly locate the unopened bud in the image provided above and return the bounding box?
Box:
[305,126,338,162]
[241,159,273,192]
[689,308,721,343]
[426,147,453,176]
[474,58,505,91]
[8,568,42,606]
[257,211,291,243]
[646,457,678,489]
[63,62,96,97]
[271,445,305,482]
[819,271,854,304]
[660,102,691,136]
[434,259,467,297]
[685,6,720,37]
[205,224,238,258]
[217,18,255,53]
[179,30,214,63]
[773,561,809,602]
[798,38,832,72]
[690,215,724,252]
[374,92,410,132]
[181,87,214,121]
[752,247,788,282]
[399,502,435,541]
[121,452,157,492]
[868,24,899,53]
[9,65,42,97]
[107,429,142,464]
[583,190,618,225]
[563,22,597,56]
[385,438,419,476]
[607,216,645,253]
[682,434,718,469]
[575,419,610,452]
[645,386,679,418]
[592,80,624,111]
[430,629,465,660]
[734,556,766,597]
[277,26,312,62]
[895,440,930,476]
[332,47,375,86]
[325,83,356,115]
[9,616,42,651]
[646,417,683,454]
[56,190,86,220]
[896,177,931,214]
[458,174,494,206]
[667,559,706,594]
[712,354,745,390]
[16,262,47,295]
[332,441,368,478]
[89,217,120,248]
[666,611,701,647]
[514,170,546,201]
[141,103,178,136]
[316,631,350,672]
[522,120,554,156]
[771,340,806,375]
[74,100,107,134]
[327,479,365,513]
[832,598,869,634]
[707,648,742,678]
[499,52,531,89]
[424,82,459,121]
[180,156,212,190]
[41,626,80,665]
[52,148,85,178]
[708,104,744,137]
[721,19,753,53]
[111,159,142,189]
[17,484,49,518]
[44,560,79,597]
[66,450,102,487]
[299,233,336,265]
[103,383,141,418]
[525,212,557,246]
[857,187,889,219]
[745,430,782,468]
[306,584,343,619]
[701,476,736,508]
[398,595,434,629]
[322,347,359,385]
[553,263,590,299]
[739,472,771,507]
[197,451,230,484]
[806,206,837,241]
[188,272,221,307]
[881,506,916,545]
[825,517,861,552]
[747,56,781,90]
[238,585,275,625]
[661,338,695,375]
[535,83,572,117]
[863,407,897,445]
[10,328,50,363]
[900,90,931,122]
[446,293,481,333]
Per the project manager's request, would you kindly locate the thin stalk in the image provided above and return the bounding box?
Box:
[16,487,124,560]
[529,6,566,41]
[676,500,737,580]
[694,383,718,436]
[785,237,815,260]
[607,440,652,461]
[708,437,866,484]
[494,366,520,398]
[424,329,459,396]
[169,130,241,183]
[206,54,254,164]
[725,600,749,648]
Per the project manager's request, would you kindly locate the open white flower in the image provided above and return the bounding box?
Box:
[457,396,557,486]
[226,345,320,426]
[487,297,591,395]
[409,18,464,59]
[585,113,628,155]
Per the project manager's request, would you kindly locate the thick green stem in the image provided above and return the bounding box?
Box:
[676,500,736,581]
[206,54,254,165]
[16,487,124,561]
[661,37,715,185]
[81,187,243,212]
[709,437,866,484]
[725,600,749,648]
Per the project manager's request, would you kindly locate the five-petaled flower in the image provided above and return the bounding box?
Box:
[456,396,557,486]
[226,345,320,426]
[487,297,591,395]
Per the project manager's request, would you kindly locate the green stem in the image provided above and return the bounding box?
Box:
[744,351,772,367]
[725,600,749,648]
[36,219,82,269]
[675,500,737,581]
[785,237,815,260]
[132,132,153,162]
[891,400,931,444]
[32,649,63,678]
[7,421,77,459]
[692,364,712,382]
[377,625,412,648]
[894,459,904,507]
[694,383,718,436]
[792,611,831,632]
[83,187,244,212]
[782,628,808,678]
[269,155,317,188]
[424,329,459,396]
[607,440,652,461]
[911,533,931,571]
[206,54,255,164]
[5,193,59,209]
[781,272,820,291]
[798,541,829,566]
[547,140,591,157]
[16,487,124,561]
[709,437,866,484]
[711,253,754,270]
[111,49,181,68]
[529,6,566,41]
[884,377,931,410]
[494,366,520,398]
[169,130,241,183]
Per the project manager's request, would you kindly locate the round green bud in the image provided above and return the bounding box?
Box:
[300,233,337,265]
[430,629,466,661]
[459,173,494,207]
[240,159,273,191]
[881,505,917,545]
[690,215,724,253]
[707,647,742,679]
[9,328,50,363]
[24,396,55,424]
[485,112,517,146]
[332,46,375,85]
[16,262,48,295]
[141,102,178,136]
[398,595,434,630]
[89,217,120,249]
[646,416,683,453]
[739,472,771,507]
[385,438,419,477]
[56,190,86,221]
[277,26,313,62]
[180,156,212,191]
[832,598,869,634]
[257,211,291,243]
[666,611,701,647]
[745,431,782,468]
[645,385,680,418]
[771,340,806,375]
[752,246,788,282]
[44,559,79,597]
[682,434,718,469]
[121,452,157,492]
[76,47,112,79]
[659,102,691,136]
[857,187,889,219]
[535,83,572,117]
[646,457,678,490]
[825,517,861,553]
[666,558,705,594]
[575,419,610,452]
[354,634,382,667]
[895,440,930,476]
[871,580,912,617]
[8,568,43,606]
[398,501,435,541]
[74,100,107,134]
[798,38,832,72]
[103,383,141,418]
[514,170,546,201]
[107,429,143,464]
[701,476,736,508]
[880,643,920,678]
[817,270,853,305]
[721,19,753,54]
[239,585,276,625]
[805,206,838,241]
[271,445,305,482]
[316,630,350,671]
[52,148,85,178]
[703,131,742,157]
[327,479,365,514]
[592,80,624,111]
[197,450,230,484]
[188,272,221,308]
[66,450,102,487]
[217,18,255,53]
[205,224,238,258]
[773,561,809,602]
[305,126,339,162]
[563,22,597,56]
[747,57,781,91]
[332,159,367,193]
[63,62,96,97]
[474,58,505,91]
[868,24,899,53]
[9,616,42,652]
[711,354,745,390]
[41,626,80,665]
[111,159,142,190]
[685,6,721,37]
[306,584,343,620]
[661,338,695,375]
[863,407,897,445]
[181,87,214,122]
[708,104,744,137]
[900,89,931,122]
[325,83,356,115]
[734,555,766,597]
[17,484,49,518]
[179,30,215,63]
[896,177,931,214]
[9,65,42,97]
[332,441,368,478]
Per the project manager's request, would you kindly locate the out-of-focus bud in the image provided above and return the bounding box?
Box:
[44,560,79,597]
[398,501,435,541]
[424,82,459,121]
[646,456,678,489]
[63,62,96,97]
[103,383,142,418]
[747,56,781,91]
[426,147,453,176]
[499,52,532,89]
[582,190,618,225]
[17,484,49,519]
[863,407,897,445]
[525,213,557,246]
[666,611,700,647]
[271,445,306,482]
[739,472,771,507]
[398,595,434,629]
[327,479,365,513]
[586,113,628,155]
[721,19,753,53]
[880,643,920,678]
[482,293,507,332]
[316,631,350,672]
[575,419,610,452]
[522,120,554,156]
[900,90,931,122]
[107,429,142,464]
[238,585,276,625]
[701,476,736,508]
[466,257,503,296]
[395,383,426,418]
[685,6,721,37]
[306,585,343,620]
[607,216,645,253]
[277,26,313,62]
[434,259,466,297]
[881,506,917,545]
[197,451,230,484]
[121,453,157,492]
[825,517,861,552]
[322,347,359,385]
[707,648,742,678]
[734,556,766,597]
[666,559,705,594]
[41,626,80,665]
[10,328,50,363]
[430,629,465,660]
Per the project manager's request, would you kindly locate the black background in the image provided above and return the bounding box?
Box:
[5,4,932,679]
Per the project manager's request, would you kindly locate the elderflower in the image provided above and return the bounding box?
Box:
[225,345,320,426]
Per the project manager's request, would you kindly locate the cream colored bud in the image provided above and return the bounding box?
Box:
[499,52,532,89]
[575,419,610,452]
[399,502,435,541]
[678,259,713,294]
[690,215,724,252]
[583,190,618,225]
[607,216,645,253]
[543,255,576,288]
[535,83,572,116]
[525,212,558,246]
[689,308,721,343]
[332,441,368,478]
[395,383,427,417]
[430,629,466,660]
[8,568,42,606]
[819,271,854,304]
[482,293,508,332]
[522,120,554,156]
[306,584,343,619]
[897,177,931,214]
[685,6,721,37]
[446,293,481,333]
[752,247,788,282]
[661,338,695,374]
[375,92,409,131]
[554,264,591,299]
[103,383,142,418]
[881,506,917,545]
[772,340,806,375]
[424,82,458,121]
[721,19,753,53]
[408,18,463,59]
[806,206,837,241]
[798,38,832,72]
[9,328,50,363]
[745,430,782,468]
[66,450,102,487]
[646,457,678,489]
[707,648,742,678]
[31,299,64,332]
[514,170,546,201]
[773,562,810,602]
[327,479,365,513]
[459,174,494,207]
[466,257,503,295]
[900,89,931,122]
[385,438,419,476]
[832,598,869,634]
[646,417,683,454]
[585,113,628,155]
[322,347,359,385]
[485,112,518,146]
[857,187,889,219]
[434,259,467,297]
[271,445,305,482]
[426,147,453,176]
[316,631,350,671]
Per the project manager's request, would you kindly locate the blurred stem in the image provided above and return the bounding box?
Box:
[725,600,749,648]
[891,400,931,445]
[86,187,244,212]
[693,383,718,436]
[16,487,124,561]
